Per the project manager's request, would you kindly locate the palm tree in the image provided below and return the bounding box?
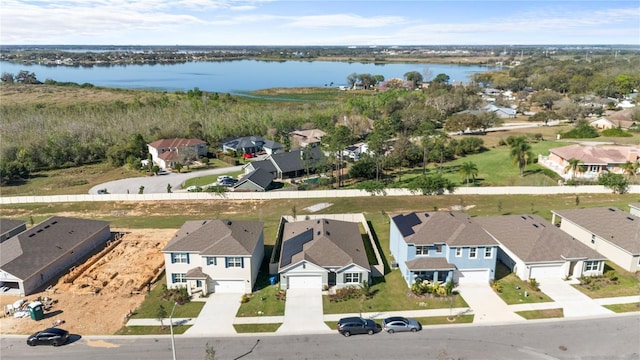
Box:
[459,161,478,186]
[509,137,534,177]
[564,158,582,180]
[621,161,639,177]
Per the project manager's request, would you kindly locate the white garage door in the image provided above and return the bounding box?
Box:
[457,269,490,284]
[213,280,245,293]
[529,265,562,279]
[288,275,322,289]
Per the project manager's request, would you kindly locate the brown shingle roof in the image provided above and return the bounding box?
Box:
[552,208,640,255]
[279,218,369,271]
[405,257,455,271]
[476,214,604,263]
[148,138,206,149]
[163,219,263,256]
[390,212,498,247]
[549,144,640,165]
[0,216,110,279]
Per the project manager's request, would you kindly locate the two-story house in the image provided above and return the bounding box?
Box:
[389,212,499,286]
[162,219,264,295]
[147,138,207,170]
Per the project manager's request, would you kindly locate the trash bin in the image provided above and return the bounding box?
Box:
[269,275,277,285]
[28,301,44,321]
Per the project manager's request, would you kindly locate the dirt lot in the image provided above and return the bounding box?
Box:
[0,228,176,335]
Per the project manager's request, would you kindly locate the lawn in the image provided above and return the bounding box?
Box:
[416,314,474,325]
[130,274,205,319]
[322,270,468,314]
[515,308,564,320]
[492,262,553,304]
[114,325,191,335]
[603,303,640,313]
[233,323,282,333]
[183,168,244,188]
[572,262,640,299]
[236,284,286,317]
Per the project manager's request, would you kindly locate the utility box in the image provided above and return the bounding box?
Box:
[28,301,44,321]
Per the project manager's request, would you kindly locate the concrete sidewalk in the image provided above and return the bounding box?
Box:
[538,278,613,317]
[185,293,242,335]
[456,283,524,323]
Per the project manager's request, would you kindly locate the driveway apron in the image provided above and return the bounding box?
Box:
[537,278,612,317]
[456,283,523,323]
[185,293,242,335]
[277,288,331,334]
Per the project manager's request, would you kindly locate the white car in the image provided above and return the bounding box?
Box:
[186,185,201,192]
[217,175,232,183]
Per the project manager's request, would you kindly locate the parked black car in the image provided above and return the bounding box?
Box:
[336,317,380,337]
[26,328,70,346]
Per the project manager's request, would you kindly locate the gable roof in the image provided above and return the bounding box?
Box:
[475,215,604,263]
[0,216,110,280]
[245,159,277,174]
[290,129,326,145]
[270,148,322,174]
[552,207,640,255]
[222,136,283,151]
[163,219,263,256]
[549,144,640,165]
[390,212,498,247]
[148,138,206,149]
[234,167,274,191]
[279,218,369,271]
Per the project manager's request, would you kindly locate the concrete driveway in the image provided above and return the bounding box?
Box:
[455,283,523,323]
[89,166,243,194]
[537,278,613,317]
[185,293,243,335]
[277,288,332,334]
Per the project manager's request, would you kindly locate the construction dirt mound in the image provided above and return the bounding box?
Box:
[0,228,175,335]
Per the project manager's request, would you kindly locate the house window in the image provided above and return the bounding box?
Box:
[484,247,493,258]
[435,244,443,253]
[171,253,189,264]
[226,257,244,268]
[171,273,186,284]
[584,261,600,272]
[591,234,596,244]
[206,257,216,266]
[345,273,361,283]
[469,248,477,259]
[415,246,429,255]
[455,248,462,257]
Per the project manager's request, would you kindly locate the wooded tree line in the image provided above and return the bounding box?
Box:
[1,53,638,186]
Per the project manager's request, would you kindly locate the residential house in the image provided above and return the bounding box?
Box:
[0,216,111,296]
[630,203,640,217]
[148,138,207,170]
[242,147,322,180]
[483,104,517,118]
[476,215,606,280]
[551,207,640,273]
[342,142,369,160]
[389,212,499,287]
[162,219,264,295]
[538,144,640,180]
[222,136,283,155]
[589,117,617,130]
[277,218,370,290]
[233,168,275,192]
[0,219,26,244]
[603,107,638,130]
[289,129,326,149]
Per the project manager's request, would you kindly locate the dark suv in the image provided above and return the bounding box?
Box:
[336,317,380,337]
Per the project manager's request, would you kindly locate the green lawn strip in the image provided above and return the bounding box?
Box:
[236,284,286,317]
[322,270,467,314]
[130,274,205,319]
[416,315,475,325]
[492,264,553,304]
[515,308,564,320]
[572,262,640,299]
[114,325,191,335]
[182,169,244,188]
[603,303,640,313]
[233,323,282,333]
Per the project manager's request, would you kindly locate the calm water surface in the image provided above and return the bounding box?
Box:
[0,60,495,94]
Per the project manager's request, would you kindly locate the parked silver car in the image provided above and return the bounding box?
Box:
[381,317,422,333]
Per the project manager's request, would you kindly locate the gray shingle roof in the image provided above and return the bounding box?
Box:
[405,257,455,271]
[390,212,498,247]
[163,219,263,256]
[476,214,605,262]
[234,167,274,191]
[270,148,323,174]
[0,216,110,279]
[246,159,277,174]
[279,218,369,271]
[552,207,640,254]
[0,219,26,241]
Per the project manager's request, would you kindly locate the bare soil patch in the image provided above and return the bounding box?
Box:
[0,228,176,335]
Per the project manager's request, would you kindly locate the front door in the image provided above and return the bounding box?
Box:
[328,272,336,286]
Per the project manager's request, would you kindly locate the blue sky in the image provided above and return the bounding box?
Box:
[1,0,639,45]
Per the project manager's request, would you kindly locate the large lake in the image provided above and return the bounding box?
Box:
[0,60,495,94]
